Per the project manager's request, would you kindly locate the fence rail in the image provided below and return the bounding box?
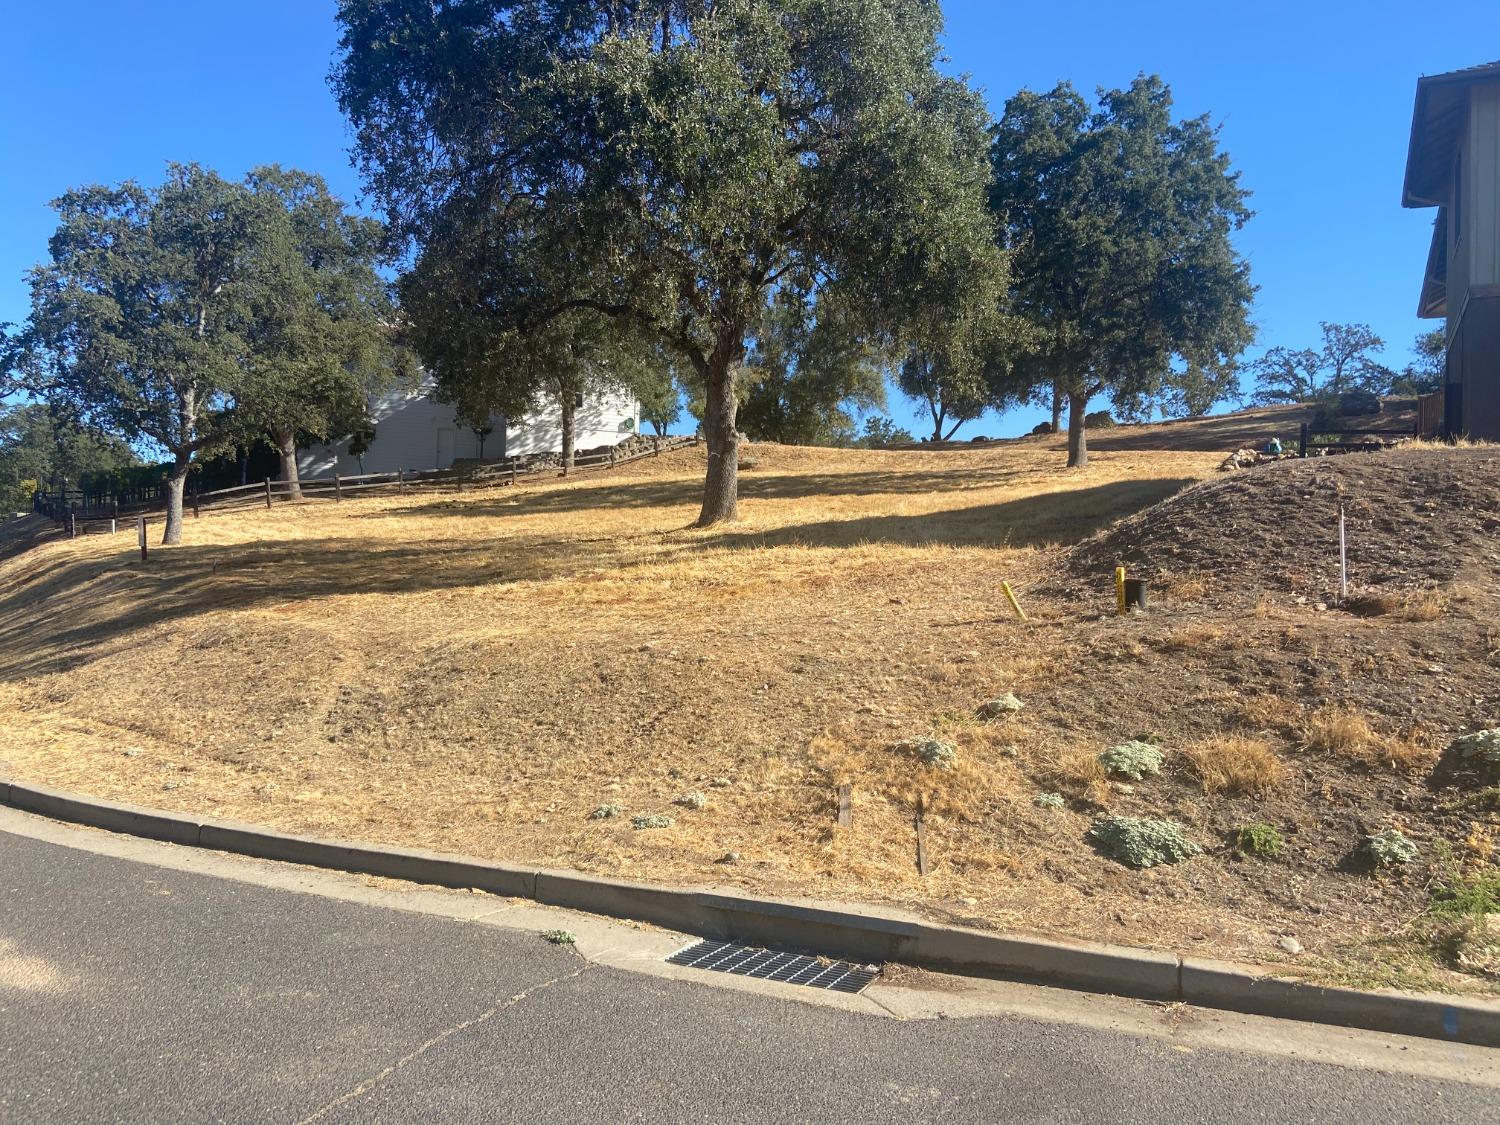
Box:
[1298,420,1420,458]
[37,435,698,533]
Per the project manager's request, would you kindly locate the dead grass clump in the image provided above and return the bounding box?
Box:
[1302,706,1378,757]
[1151,624,1225,652]
[1301,707,1438,772]
[1161,571,1211,602]
[1181,736,1288,796]
[1037,749,1111,807]
[1344,588,1446,622]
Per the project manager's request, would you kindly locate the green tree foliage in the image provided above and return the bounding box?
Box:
[738,294,886,446]
[851,415,914,448]
[0,402,136,513]
[991,76,1255,466]
[1249,322,1393,405]
[1389,328,1446,396]
[897,349,993,441]
[22,165,267,543]
[234,166,408,498]
[333,0,1005,525]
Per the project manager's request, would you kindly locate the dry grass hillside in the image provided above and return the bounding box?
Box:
[2,410,1496,989]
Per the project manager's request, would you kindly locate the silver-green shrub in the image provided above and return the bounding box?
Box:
[1089,816,1201,868]
[1099,740,1164,781]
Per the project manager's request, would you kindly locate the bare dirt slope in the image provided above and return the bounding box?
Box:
[0,426,1495,990]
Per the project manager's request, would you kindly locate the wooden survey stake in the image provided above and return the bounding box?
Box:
[836,784,852,827]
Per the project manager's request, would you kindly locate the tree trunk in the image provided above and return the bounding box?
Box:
[273,427,302,501]
[696,349,741,526]
[1050,382,1064,433]
[1066,391,1089,468]
[560,395,576,475]
[162,458,189,545]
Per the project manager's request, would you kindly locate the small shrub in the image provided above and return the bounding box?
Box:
[673,791,707,810]
[1453,730,1500,780]
[1084,409,1116,428]
[589,803,623,820]
[1089,816,1201,868]
[1182,737,1287,795]
[542,929,577,945]
[631,813,674,830]
[977,693,1024,720]
[1365,829,1419,866]
[1099,740,1164,781]
[1033,792,1064,809]
[896,738,957,770]
[1235,823,1284,859]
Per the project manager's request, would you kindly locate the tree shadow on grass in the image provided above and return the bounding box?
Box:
[362,462,1071,523]
[0,477,1197,680]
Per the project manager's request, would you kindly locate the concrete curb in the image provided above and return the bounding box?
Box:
[5,778,1498,1047]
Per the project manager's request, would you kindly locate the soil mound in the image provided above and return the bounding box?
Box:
[1067,446,1500,597]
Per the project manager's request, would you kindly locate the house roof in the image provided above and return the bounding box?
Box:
[1403,59,1500,208]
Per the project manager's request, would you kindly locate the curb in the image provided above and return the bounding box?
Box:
[4,778,1497,1047]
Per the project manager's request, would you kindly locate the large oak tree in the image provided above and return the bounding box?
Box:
[991,76,1255,466]
[333,0,1004,524]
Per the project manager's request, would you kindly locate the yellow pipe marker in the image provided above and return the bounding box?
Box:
[1115,567,1127,616]
[1001,581,1028,621]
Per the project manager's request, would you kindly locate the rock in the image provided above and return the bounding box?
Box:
[1278,936,1304,955]
[715,851,741,864]
[958,896,978,906]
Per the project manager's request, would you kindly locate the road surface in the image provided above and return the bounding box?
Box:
[0,809,1494,1123]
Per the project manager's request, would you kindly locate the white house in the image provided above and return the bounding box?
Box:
[296,380,641,477]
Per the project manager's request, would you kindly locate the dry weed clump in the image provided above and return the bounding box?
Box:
[1181,736,1288,796]
[1344,587,1447,622]
[1151,624,1226,652]
[1301,707,1437,772]
[1037,748,1111,807]
[1233,694,1300,735]
[1160,571,1211,602]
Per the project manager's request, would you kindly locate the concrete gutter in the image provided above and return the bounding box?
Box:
[4,777,1497,1047]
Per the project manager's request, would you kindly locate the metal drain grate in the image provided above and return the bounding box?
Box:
[666,940,880,994]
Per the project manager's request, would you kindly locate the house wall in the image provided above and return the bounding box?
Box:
[504,387,642,456]
[1441,83,1500,441]
[296,382,640,478]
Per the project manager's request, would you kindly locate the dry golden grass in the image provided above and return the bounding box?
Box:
[2,433,1481,968]
[1151,624,1226,652]
[1181,736,1288,796]
[1301,706,1438,772]
[1233,694,1299,734]
[1344,588,1447,622]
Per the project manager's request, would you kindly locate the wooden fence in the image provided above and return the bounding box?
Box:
[39,435,698,534]
[1297,420,1420,458]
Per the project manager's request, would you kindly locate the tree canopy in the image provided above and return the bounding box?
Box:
[990,76,1255,465]
[0,402,136,513]
[334,0,1005,524]
[19,163,403,542]
[1249,321,1392,405]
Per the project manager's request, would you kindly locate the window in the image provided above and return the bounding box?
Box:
[574,392,585,409]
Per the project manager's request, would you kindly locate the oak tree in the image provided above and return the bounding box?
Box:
[333,0,1004,524]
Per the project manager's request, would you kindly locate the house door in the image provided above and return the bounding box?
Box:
[436,427,456,468]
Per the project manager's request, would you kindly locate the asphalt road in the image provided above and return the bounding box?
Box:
[1,825,1494,1124]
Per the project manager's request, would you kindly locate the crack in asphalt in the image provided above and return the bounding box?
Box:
[294,959,593,1124]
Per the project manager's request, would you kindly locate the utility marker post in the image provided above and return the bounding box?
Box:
[1338,505,1348,601]
[1115,567,1127,616]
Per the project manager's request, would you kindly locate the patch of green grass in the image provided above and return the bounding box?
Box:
[1235,823,1284,859]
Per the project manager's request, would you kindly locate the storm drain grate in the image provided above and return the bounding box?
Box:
[666,940,880,994]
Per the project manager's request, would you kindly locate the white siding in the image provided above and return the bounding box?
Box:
[296,381,639,478]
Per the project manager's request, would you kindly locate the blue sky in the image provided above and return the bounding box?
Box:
[3,2,1494,438]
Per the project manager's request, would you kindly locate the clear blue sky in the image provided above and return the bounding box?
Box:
[3,2,1493,438]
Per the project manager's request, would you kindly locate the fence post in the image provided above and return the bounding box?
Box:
[1299,422,1309,459]
[397,467,405,492]
[510,462,517,486]
[334,473,342,502]
[69,512,77,539]
[137,517,147,562]
[264,477,273,509]
[192,486,201,519]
